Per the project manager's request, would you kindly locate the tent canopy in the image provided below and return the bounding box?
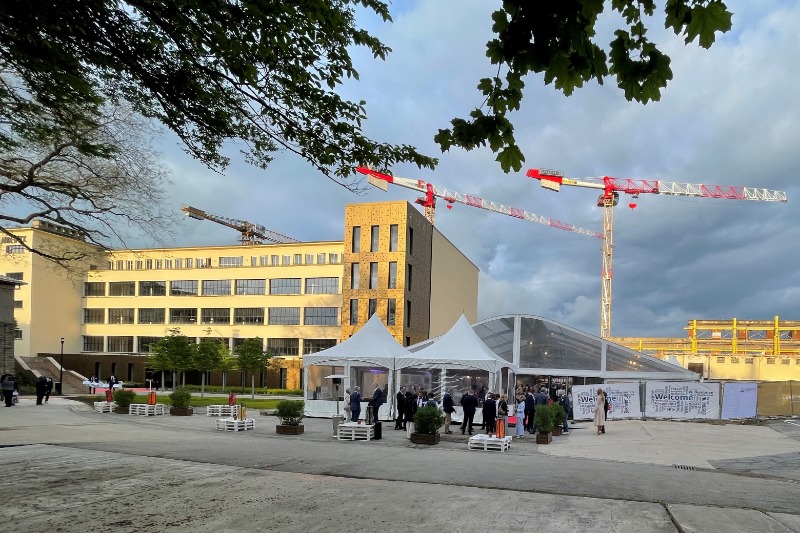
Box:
[302,313,409,368]
[396,314,517,372]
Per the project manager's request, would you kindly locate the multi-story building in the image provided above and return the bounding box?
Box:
[2,202,478,389]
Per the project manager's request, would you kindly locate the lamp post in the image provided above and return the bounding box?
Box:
[59,337,64,395]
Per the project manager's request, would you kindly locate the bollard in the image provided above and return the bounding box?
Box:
[228,392,236,406]
[105,389,113,403]
[148,391,157,405]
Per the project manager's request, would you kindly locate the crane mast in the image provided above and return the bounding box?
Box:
[527,168,787,339]
[355,167,603,239]
[181,205,299,245]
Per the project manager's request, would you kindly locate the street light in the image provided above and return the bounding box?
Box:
[59,337,64,395]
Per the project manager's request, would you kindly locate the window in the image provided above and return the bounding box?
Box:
[155,259,162,269]
[368,263,378,289]
[84,308,104,323]
[137,336,162,353]
[170,308,198,324]
[405,299,411,327]
[145,259,153,269]
[135,260,143,270]
[234,307,265,324]
[349,299,358,325]
[235,279,266,295]
[407,264,413,291]
[125,260,133,270]
[767,357,776,365]
[305,277,338,294]
[716,356,725,364]
[108,336,134,352]
[202,280,231,296]
[748,330,767,340]
[139,281,166,296]
[305,254,314,265]
[317,253,326,265]
[368,298,377,317]
[13,300,22,309]
[352,226,361,252]
[781,358,790,365]
[260,255,269,266]
[83,281,106,296]
[389,224,398,251]
[371,225,380,252]
[304,307,338,326]
[350,263,359,290]
[268,338,299,356]
[271,255,279,266]
[388,262,397,289]
[6,272,22,290]
[83,336,104,352]
[171,280,198,296]
[116,260,123,270]
[294,254,303,265]
[731,357,739,364]
[219,256,243,267]
[408,227,414,255]
[745,357,754,364]
[138,308,165,324]
[329,253,339,264]
[303,339,337,355]
[780,331,793,340]
[269,278,301,295]
[202,308,230,324]
[282,255,291,265]
[387,298,396,325]
[14,329,22,339]
[268,307,300,325]
[186,258,194,268]
[109,281,135,296]
[6,245,25,254]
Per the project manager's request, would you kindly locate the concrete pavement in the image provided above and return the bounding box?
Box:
[2,396,800,532]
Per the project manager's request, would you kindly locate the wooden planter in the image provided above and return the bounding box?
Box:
[536,432,553,444]
[170,407,194,416]
[410,432,441,445]
[113,406,129,414]
[552,426,563,436]
[276,424,304,435]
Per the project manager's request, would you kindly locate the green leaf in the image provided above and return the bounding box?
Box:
[496,143,524,173]
[685,2,733,48]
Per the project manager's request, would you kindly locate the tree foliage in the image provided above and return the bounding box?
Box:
[234,337,271,399]
[149,330,195,388]
[0,0,436,191]
[435,0,733,172]
[194,339,226,397]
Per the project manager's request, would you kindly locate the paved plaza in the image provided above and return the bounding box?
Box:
[2,396,800,532]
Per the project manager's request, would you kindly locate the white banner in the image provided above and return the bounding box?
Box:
[571,383,641,420]
[644,381,720,419]
[721,381,757,419]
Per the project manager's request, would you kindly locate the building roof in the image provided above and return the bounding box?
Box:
[0,275,26,286]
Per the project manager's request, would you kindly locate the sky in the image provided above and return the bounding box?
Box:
[150,0,799,339]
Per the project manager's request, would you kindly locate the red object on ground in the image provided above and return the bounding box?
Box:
[229,392,236,406]
[148,391,157,405]
[496,420,505,439]
[105,389,113,402]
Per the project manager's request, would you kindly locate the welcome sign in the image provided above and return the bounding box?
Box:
[644,381,720,419]
[571,383,641,420]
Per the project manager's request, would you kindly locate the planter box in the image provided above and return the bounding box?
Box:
[276,424,304,435]
[410,432,441,445]
[113,406,129,414]
[552,426,563,436]
[170,407,194,416]
[536,432,553,444]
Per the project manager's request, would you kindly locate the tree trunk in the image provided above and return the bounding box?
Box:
[201,372,206,398]
[161,370,165,391]
[222,371,226,393]
[251,373,255,399]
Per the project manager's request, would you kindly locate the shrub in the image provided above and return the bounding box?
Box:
[550,402,566,426]
[534,404,555,434]
[275,400,304,426]
[413,406,444,435]
[169,388,192,408]
[113,389,136,409]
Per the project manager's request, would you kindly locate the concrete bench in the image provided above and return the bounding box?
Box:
[93,401,116,413]
[215,417,255,432]
[129,403,166,416]
[206,405,237,417]
[337,423,374,441]
[467,435,512,452]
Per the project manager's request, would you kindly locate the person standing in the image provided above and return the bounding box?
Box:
[108,374,117,391]
[394,386,406,430]
[515,395,526,438]
[442,389,455,434]
[558,389,571,433]
[594,388,606,435]
[497,393,509,438]
[369,382,383,423]
[350,386,362,423]
[481,393,496,435]
[460,389,478,435]
[404,390,415,430]
[1,375,16,407]
[35,376,47,405]
[525,387,535,433]
[343,388,352,423]
[44,376,53,403]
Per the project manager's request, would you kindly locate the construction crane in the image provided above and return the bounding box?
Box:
[527,168,788,339]
[181,205,299,245]
[355,167,603,239]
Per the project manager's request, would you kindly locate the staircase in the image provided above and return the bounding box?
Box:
[17,355,86,395]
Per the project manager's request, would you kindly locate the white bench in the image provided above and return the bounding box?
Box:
[206,405,238,417]
[129,403,166,416]
[93,401,116,413]
[468,435,513,452]
[216,417,255,432]
[337,423,375,441]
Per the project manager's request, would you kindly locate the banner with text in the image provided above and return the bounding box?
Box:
[644,381,720,419]
[721,381,757,419]
[571,383,641,420]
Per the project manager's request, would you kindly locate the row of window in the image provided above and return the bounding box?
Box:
[105,253,341,271]
[85,307,340,326]
[85,277,339,297]
[698,330,796,340]
[352,224,413,255]
[82,336,336,356]
[723,356,800,365]
[349,261,410,291]
[347,298,409,328]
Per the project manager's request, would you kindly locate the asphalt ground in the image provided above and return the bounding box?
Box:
[2,396,800,532]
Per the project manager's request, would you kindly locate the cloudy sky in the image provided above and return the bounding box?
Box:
[150,0,799,339]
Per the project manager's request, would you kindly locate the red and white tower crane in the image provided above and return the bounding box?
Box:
[355,167,603,239]
[527,168,788,339]
[181,205,299,245]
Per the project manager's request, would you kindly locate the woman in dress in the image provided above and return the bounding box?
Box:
[593,388,606,435]
[515,395,526,438]
[343,388,352,422]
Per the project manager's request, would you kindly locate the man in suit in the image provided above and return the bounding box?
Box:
[394,386,406,430]
[44,376,53,403]
[460,389,478,435]
[349,386,362,422]
[532,386,549,433]
[369,382,383,423]
[442,389,455,434]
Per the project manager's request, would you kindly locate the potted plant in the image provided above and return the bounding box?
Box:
[275,399,305,435]
[534,403,555,444]
[112,389,136,414]
[550,402,565,436]
[169,387,193,416]
[410,406,444,445]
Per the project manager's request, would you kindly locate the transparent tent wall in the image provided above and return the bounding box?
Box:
[350,366,389,399]
[305,365,344,400]
[445,369,490,404]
